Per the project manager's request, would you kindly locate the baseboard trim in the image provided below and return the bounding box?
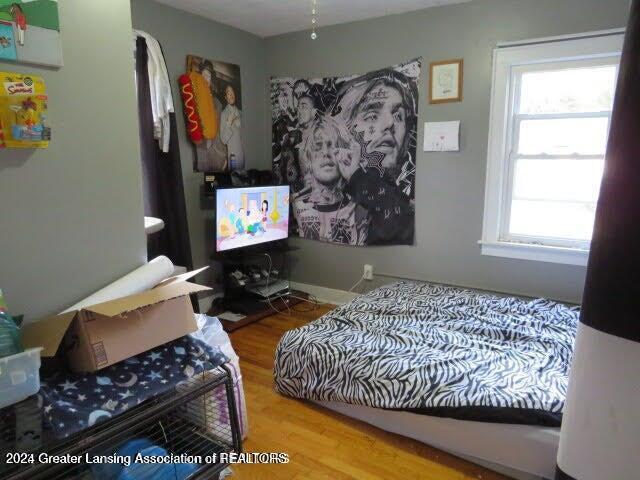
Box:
[290,282,359,306]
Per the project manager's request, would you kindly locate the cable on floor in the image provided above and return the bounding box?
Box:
[349,275,366,292]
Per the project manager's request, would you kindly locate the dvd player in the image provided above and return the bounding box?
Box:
[246,279,290,298]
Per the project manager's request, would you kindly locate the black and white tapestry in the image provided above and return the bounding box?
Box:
[274,281,580,426]
[271,59,421,246]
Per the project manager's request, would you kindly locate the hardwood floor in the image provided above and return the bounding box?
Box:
[229,303,510,480]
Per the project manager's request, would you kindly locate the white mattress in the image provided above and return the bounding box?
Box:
[314,400,559,480]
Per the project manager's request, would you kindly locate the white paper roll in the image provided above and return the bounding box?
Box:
[62,256,174,313]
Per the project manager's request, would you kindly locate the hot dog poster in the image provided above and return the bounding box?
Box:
[179,55,244,173]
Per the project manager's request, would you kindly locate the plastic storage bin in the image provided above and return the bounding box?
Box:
[0,348,42,409]
[0,312,22,357]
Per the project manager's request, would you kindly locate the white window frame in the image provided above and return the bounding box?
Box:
[480,29,625,266]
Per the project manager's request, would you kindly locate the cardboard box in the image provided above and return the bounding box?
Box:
[21,268,211,372]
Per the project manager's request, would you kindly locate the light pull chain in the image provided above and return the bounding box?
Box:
[311,0,318,39]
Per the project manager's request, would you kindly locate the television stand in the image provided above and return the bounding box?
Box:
[226,297,265,315]
[210,242,305,332]
[209,290,309,332]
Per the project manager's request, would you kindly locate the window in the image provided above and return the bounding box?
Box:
[481,31,624,266]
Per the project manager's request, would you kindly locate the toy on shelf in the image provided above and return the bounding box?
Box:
[0,71,50,148]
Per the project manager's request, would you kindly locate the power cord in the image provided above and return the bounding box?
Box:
[262,252,291,315]
[349,275,366,292]
[261,253,326,314]
[290,292,323,312]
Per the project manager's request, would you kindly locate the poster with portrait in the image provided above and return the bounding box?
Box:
[186,55,244,172]
[271,58,421,246]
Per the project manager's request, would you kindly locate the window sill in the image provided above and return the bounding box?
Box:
[479,240,589,266]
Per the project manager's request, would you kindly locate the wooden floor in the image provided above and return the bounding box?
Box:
[229,304,511,480]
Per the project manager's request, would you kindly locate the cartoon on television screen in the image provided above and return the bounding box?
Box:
[216,185,290,252]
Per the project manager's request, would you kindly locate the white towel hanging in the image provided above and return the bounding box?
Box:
[134,30,174,153]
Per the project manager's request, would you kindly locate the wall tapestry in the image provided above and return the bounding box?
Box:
[181,55,244,173]
[271,58,421,246]
[0,1,63,67]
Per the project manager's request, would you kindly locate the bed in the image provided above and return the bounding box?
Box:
[274,281,579,479]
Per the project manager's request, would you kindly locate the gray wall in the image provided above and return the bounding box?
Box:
[264,0,630,303]
[130,0,268,295]
[0,0,145,320]
[0,0,626,321]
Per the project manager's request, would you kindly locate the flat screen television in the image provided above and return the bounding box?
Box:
[216,185,290,252]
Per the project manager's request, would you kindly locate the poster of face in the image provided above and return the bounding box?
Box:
[271,58,421,246]
[187,55,244,172]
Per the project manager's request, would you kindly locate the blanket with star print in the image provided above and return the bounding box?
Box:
[39,335,227,439]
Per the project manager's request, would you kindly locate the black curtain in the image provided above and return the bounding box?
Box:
[555,4,640,479]
[135,37,194,272]
[578,8,640,344]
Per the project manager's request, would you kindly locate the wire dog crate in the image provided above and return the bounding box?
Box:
[0,365,242,480]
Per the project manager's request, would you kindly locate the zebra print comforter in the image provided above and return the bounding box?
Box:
[274,281,579,426]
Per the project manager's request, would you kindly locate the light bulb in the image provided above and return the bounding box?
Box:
[312,18,316,24]
[311,31,317,40]
[312,8,316,14]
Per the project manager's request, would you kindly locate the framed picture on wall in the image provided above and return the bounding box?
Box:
[429,59,463,104]
[0,0,63,67]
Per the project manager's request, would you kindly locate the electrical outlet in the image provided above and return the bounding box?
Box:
[363,264,374,280]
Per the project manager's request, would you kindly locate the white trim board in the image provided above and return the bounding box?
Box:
[496,27,625,48]
[479,241,589,266]
[290,282,359,306]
